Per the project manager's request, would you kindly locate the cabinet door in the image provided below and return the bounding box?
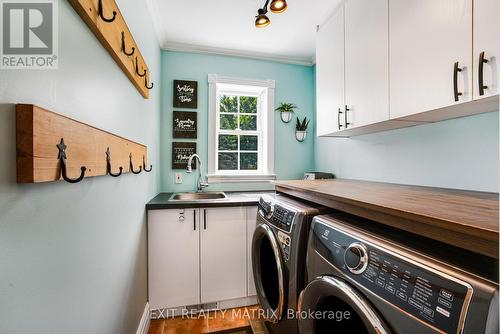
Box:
[473,0,499,99]
[316,5,345,136]
[246,206,258,296]
[200,207,247,303]
[344,0,389,128]
[390,0,472,119]
[148,209,200,310]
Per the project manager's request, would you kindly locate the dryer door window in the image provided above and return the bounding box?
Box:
[252,223,286,323]
[298,276,391,334]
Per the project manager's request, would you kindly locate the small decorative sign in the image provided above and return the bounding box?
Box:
[173,80,198,108]
[173,111,197,139]
[172,142,197,169]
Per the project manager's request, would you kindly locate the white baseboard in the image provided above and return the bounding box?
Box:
[136,302,150,334]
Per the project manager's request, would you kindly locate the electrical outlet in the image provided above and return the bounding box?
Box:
[175,173,183,184]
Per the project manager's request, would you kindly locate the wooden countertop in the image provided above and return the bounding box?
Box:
[274,179,499,259]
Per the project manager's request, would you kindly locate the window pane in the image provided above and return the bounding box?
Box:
[240,96,257,114]
[220,95,237,113]
[218,135,238,151]
[218,153,238,170]
[240,153,258,170]
[240,115,257,130]
[240,136,258,151]
[220,114,238,130]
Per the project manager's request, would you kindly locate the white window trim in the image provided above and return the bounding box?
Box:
[208,74,276,183]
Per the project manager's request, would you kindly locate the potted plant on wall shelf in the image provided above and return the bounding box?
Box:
[295,117,310,142]
[275,102,297,123]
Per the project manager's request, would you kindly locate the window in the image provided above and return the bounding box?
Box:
[208,75,275,183]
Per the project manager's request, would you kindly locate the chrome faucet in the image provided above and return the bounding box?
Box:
[186,154,209,192]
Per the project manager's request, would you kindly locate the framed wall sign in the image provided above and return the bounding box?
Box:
[172,142,197,169]
[173,80,198,109]
[173,111,197,139]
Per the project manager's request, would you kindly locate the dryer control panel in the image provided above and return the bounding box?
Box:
[258,198,296,233]
[312,221,472,334]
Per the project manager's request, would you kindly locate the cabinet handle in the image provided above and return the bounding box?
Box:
[453,62,463,102]
[479,51,489,96]
[203,209,207,230]
[193,210,196,231]
[337,108,344,130]
[344,105,351,128]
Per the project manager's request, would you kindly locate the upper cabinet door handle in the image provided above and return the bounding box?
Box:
[337,108,344,130]
[479,51,489,96]
[344,105,351,128]
[453,62,463,102]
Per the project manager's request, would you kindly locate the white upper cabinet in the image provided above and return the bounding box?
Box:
[344,0,389,128]
[148,209,200,310]
[200,207,247,304]
[316,5,345,136]
[389,0,473,119]
[473,0,499,100]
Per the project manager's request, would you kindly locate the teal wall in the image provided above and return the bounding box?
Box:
[0,1,161,333]
[313,67,499,192]
[161,51,315,192]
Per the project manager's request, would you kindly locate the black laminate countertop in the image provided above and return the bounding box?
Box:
[146,191,274,210]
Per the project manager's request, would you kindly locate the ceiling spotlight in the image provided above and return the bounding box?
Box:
[254,0,288,28]
[255,8,270,28]
[270,0,287,13]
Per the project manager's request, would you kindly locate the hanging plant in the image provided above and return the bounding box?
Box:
[275,102,297,123]
[295,117,310,142]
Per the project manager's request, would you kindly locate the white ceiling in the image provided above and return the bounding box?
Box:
[146,0,342,65]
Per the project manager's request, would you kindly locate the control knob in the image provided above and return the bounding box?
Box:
[344,242,368,274]
[262,201,274,219]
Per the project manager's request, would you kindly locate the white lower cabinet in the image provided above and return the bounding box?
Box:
[148,206,256,310]
[200,207,247,303]
[148,209,200,310]
[246,206,258,296]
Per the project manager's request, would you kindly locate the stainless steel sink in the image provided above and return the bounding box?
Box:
[168,192,228,202]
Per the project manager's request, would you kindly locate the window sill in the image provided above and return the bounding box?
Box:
[207,174,277,184]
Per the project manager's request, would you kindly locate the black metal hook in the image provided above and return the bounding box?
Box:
[145,76,154,90]
[143,155,152,172]
[129,153,142,174]
[106,148,123,177]
[135,57,146,77]
[98,0,116,23]
[57,138,86,183]
[121,32,135,56]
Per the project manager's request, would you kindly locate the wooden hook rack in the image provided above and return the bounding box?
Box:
[16,104,151,183]
[68,0,152,98]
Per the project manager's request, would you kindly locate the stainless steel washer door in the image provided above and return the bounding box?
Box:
[298,276,391,334]
[252,222,286,323]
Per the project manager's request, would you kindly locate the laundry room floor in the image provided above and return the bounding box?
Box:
[148,306,268,334]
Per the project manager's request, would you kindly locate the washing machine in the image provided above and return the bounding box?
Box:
[252,194,329,334]
[298,214,499,334]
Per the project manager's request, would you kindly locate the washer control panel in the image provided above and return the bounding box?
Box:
[312,221,471,334]
[259,198,296,233]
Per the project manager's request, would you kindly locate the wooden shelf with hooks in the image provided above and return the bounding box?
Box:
[16,104,151,183]
[68,0,152,98]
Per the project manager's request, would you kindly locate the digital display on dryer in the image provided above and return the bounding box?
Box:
[270,206,295,233]
[312,222,471,334]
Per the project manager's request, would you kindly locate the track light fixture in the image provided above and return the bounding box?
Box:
[255,0,288,28]
[270,0,288,13]
[255,8,270,28]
